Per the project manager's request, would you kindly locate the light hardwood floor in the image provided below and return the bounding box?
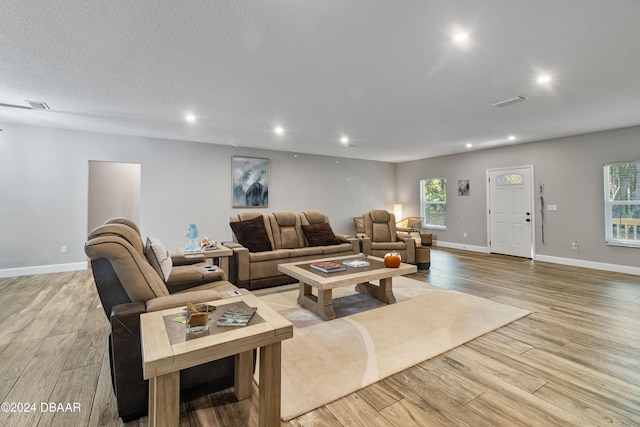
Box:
[1,248,640,426]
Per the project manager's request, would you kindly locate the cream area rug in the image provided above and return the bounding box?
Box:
[255,276,530,421]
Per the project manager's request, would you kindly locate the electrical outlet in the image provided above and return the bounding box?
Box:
[463,232,468,238]
[61,245,68,254]
[572,241,578,250]
[547,205,558,211]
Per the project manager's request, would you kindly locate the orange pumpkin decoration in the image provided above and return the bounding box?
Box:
[384,252,402,268]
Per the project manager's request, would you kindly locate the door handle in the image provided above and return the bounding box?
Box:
[526,218,531,222]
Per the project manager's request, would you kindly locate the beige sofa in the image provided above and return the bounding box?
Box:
[225,210,359,290]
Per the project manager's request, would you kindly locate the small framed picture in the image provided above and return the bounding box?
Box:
[458,180,470,196]
[232,156,269,208]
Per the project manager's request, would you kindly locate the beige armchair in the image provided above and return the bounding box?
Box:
[361,210,417,263]
[85,224,240,421]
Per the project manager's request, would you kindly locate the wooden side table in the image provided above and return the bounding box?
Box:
[140,293,293,427]
[176,244,233,278]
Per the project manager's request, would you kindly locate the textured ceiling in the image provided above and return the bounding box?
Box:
[2,1,640,162]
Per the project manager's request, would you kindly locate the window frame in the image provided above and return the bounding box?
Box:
[603,161,640,248]
[420,178,447,230]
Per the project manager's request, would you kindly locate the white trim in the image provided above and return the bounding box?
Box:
[0,262,88,278]
[433,242,640,275]
[534,254,640,276]
[433,240,490,253]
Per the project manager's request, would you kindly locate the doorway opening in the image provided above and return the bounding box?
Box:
[87,161,141,233]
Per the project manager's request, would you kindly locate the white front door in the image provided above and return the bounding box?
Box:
[488,167,533,258]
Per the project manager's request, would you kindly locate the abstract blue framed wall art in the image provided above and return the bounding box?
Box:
[232,156,269,208]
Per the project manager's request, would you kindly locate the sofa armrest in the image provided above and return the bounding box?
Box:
[171,253,206,265]
[225,244,250,284]
[359,236,372,254]
[335,233,351,242]
[222,241,242,249]
[111,302,146,333]
[145,289,223,312]
[400,237,417,263]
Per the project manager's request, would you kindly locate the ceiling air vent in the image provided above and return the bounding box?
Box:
[491,96,527,108]
[26,100,50,110]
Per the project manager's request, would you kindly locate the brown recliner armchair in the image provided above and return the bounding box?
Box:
[95,219,226,293]
[105,217,207,267]
[361,210,417,263]
[85,223,241,422]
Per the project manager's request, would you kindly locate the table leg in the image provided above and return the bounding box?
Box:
[317,288,336,320]
[356,277,396,304]
[259,342,282,427]
[297,282,313,306]
[234,350,254,400]
[378,277,396,303]
[148,371,179,427]
[297,283,335,320]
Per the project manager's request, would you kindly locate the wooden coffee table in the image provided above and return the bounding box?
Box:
[278,255,417,320]
[140,293,293,427]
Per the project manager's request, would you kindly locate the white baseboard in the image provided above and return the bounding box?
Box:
[433,240,640,275]
[0,262,88,278]
[432,240,490,253]
[534,255,640,276]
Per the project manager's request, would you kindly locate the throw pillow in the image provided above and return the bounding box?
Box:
[302,223,341,246]
[230,216,273,252]
[145,237,173,282]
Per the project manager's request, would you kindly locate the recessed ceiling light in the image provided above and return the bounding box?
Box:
[274,126,284,136]
[508,135,516,141]
[453,32,469,43]
[340,136,349,144]
[185,113,196,123]
[466,143,472,148]
[537,75,551,84]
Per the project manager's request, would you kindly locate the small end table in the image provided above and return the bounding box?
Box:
[140,293,293,427]
[177,244,233,278]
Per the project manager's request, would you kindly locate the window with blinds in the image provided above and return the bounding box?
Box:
[604,161,640,248]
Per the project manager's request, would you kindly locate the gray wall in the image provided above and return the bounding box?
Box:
[2,122,638,275]
[0,124,395,273]
[396,125,640,270]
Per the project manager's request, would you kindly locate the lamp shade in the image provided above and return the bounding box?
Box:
[393,204,403,220]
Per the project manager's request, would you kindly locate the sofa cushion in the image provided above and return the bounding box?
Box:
[289,246,324,257]
[302,223,341,246]
[230,216,273,252]
[145,237,173,282]
[322,242,354,255]
[271,211,304,249]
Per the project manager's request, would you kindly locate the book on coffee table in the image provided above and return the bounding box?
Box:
[216,306,257,327]
[342,259,370,268]
[310,261,346,273]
